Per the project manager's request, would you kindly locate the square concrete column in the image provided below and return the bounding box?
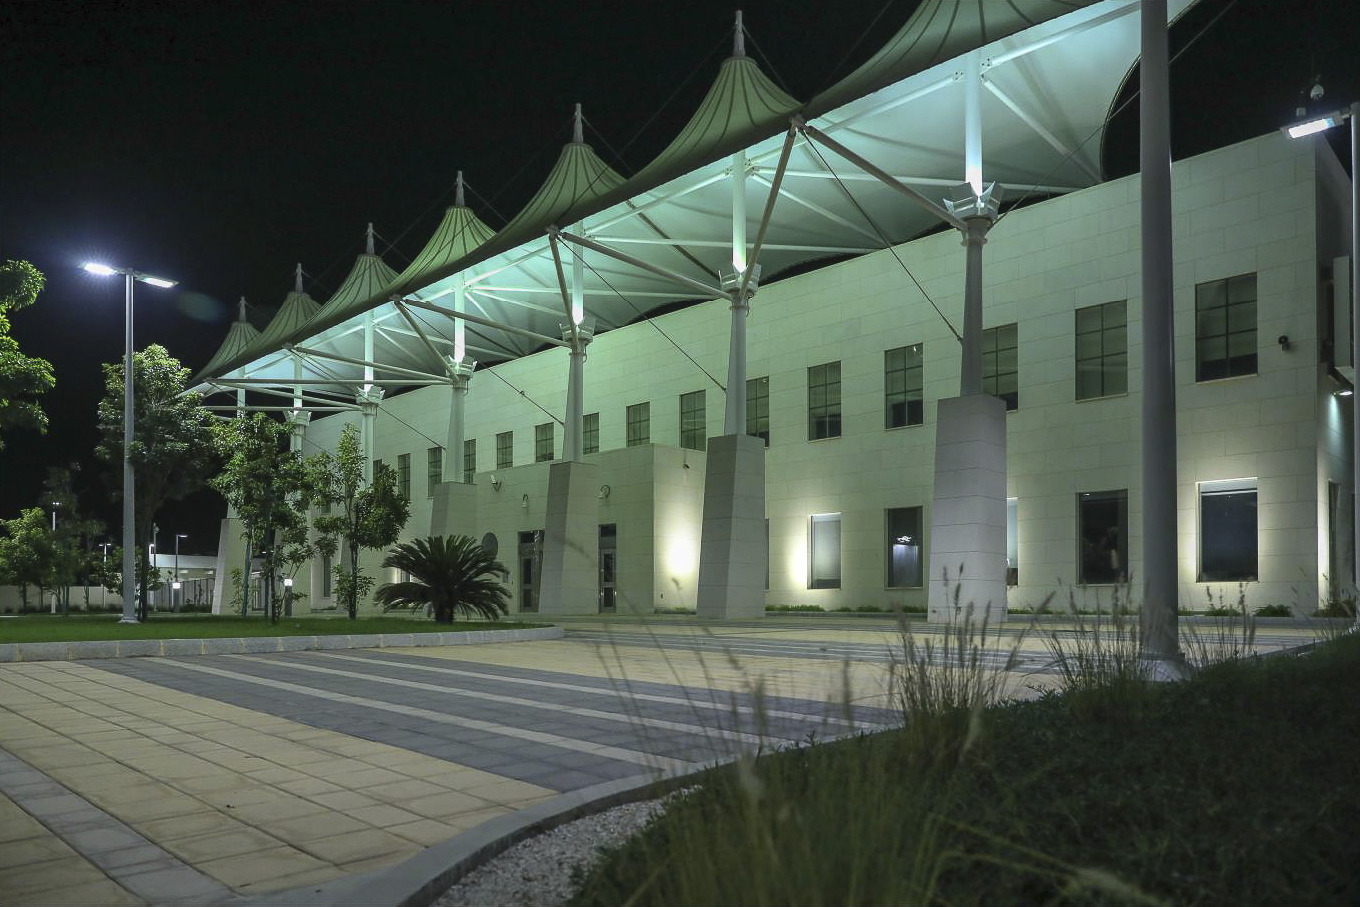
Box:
[538,460,601,616]
[927,395,1007,623]
[429,482,479,539]
[211,516,245,615]
[697,433,767,619]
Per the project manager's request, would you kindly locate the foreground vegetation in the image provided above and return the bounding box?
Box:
[573,631,1360,906]
[0,614,543,643]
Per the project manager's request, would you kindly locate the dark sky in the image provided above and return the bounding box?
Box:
[2,0,1357,553]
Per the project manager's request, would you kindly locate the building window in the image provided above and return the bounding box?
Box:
[373,458,384,480]
[1078,490,1128,584]
[463,439,476,484]
[809,513,841,589]
[1075,301,1127,400]
[626,402,650,447]
[496,431,513,469]
[535,423,554,462]
[1196,273,1257,381]
[807,361,841,440]
[885,507,923,588]
[426,446,443,492]
[322,553,333,598]
[1006,497,1019,586]
[1199,479,1258,581]
[884,344,923,428]
[746,376,769,445]
[983,324,1018,410]
[583,412,599,455]
[394,453,411,501]
[679,390,705,451]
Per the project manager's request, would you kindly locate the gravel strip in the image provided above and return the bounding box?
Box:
[432,798,666,907]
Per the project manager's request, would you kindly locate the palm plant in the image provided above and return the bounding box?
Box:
[375,535,510,623]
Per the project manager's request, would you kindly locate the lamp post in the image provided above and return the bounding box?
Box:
[1283,100,1359,606]
[99,542,112,608]
[174,533,186,611]
[81,262,177,624]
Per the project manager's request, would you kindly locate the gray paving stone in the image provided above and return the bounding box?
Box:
[119,639,160,657]
[242,636,283,654]
[379,633,415,648]
[279,636,318,652]
[163,638,205,656]
[204,637,244,655]
[68,640,119,660]
[0,643,16,662]
[314,634,353,650]
[94,844,178,871]
[348,634,382,648]
[22,792,91,818]
[119,866,229,900]
[65,825,148,854]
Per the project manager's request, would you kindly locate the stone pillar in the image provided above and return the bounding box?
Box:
[287,410,311,454]
[537,460,601,615]
[560,322,594,461]
[445,359,475,483]
[697,433,767,619]
[357,388,384,483]
[927,394,1008,623]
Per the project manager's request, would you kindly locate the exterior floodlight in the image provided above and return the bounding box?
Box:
[283,577,294,588]
[1282,111,1344,139]
[80,261,179,624]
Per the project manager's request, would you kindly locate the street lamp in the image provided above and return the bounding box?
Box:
[82,262,178,624]
[175,533,187,611]
[50,501,59,532]
[98,542,112,608]
[1283,100,1359,599]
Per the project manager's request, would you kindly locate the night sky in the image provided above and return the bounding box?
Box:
[2,0,1356,553]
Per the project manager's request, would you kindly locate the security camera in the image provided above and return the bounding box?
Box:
[1277,334,1291,351]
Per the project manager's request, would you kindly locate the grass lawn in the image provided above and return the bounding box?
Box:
[0,614,546,643]
[573,632,1360,906]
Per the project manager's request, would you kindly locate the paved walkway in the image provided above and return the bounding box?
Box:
[0,616,1321,906]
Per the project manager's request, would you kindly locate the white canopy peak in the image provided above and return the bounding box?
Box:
[365,222,375,255]
[572,103,584,144]
[733,10,745,57]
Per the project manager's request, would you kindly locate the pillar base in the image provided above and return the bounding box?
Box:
[927,395,1007,624]
[697,434,766,620]
[430,482,479,539]
[538,461,601,616]
[211,517,244,615]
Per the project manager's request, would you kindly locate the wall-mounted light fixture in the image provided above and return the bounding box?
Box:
[521,493,529,509]
[490,473,502,491]
[598,484,611,500]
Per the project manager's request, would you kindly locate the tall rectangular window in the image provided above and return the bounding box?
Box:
[1075,301,1127,400]
[583,412,599,455]
[426,446,443,493]
[807,361,841,440]
[396,453,411,501]
[679,390,705,451]
[626,402,650,447]
[1006,497,1019,586]
[884,344,923,428]
[983,324,1018,410]
[1196,273,1257,381]
[1199,479,1258,581]
[746,376,769,445]
[1078,490,1128,584]
[322,553,333,598]
[496,431,513,469]
[809,513,842,589]
[885,507,923,588]
[373,459,385,484]
[463,439,476,484]
[535,423,554,462]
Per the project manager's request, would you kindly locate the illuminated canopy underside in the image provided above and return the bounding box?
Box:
[195,0,1193,402]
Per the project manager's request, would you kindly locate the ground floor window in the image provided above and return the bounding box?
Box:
[885,507,923,588]
[1199,478,1258,581]
[809,513,841,589]
[321,553,333,598]
[1006,497,1019,586]
[1078,490,1128,584]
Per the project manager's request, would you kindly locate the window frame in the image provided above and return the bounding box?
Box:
[807,361,842,441]
[1195,273,1257,382]
[583,412,599,455]
[1198,478,1259,581]
[884,344,924,429]
[535,422,554,462]
[396,453,411,501]
[982,323,1018,410]
[1075,301,1128,401]
[746,375,770,445]
[1076,489,1129,585]
[626,402,650,447]
[496,431,513,470]
[426,445,443,494]
[884,506,924,589]
[679,390,706,451]
[463,439,476,484]
[808,512,842,589]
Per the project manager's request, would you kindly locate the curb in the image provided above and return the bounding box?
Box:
[255,768,702,907]
[0,626,564,663]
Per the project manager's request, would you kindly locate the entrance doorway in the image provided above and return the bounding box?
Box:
[599,523,617,613]
[518,529,542,613]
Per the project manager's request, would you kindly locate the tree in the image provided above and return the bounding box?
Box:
[0,508,57,610]
[375,535,510,623]
[211,413,314,623]
[311,423,409,619]
[0,260,55,451]
[95,344,218,620]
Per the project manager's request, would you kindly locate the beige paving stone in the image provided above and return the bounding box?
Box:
[277,776,342,797]
[236,865,348,895]
[136,810,243,842]
[308,790,379,811]
[196,786,281,810]
[299,828,417,864]
[459,775,557,805]
[402,790,498,820]
[441,805,515,834]
[358,778,449,802]
[6,877,145,907]
[267,811,372,842]
[0,859,112,897]
[347,803,425,828]
[102,792,207,823]
[197,849,333,889]
[387,818,463,847]
[0,835,76,869]
[226,795,330,825]
[162,827,283,863]
[333,850,416,877]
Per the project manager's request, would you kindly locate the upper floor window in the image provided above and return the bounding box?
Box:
[426,446,443,493]
[746,376,769,445]
[983,323,1018,410]
[1196,273,1257,381]
[583,412,599,455]
[884,344,923,428]
[807,361,841,440]
[463,439,476,484]
[1075,301,1127,400]
[679,390,706,451]
[496,431,513,470]
[626,402,650,447]
[396,453,411,501]
[535,423,554,462]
